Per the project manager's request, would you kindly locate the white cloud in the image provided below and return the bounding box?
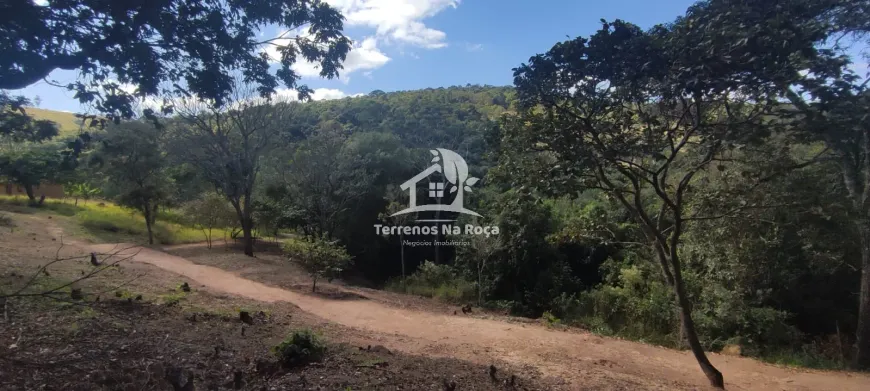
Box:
[260,1,458,83]
[265,31,390,81]
[339,37,391,78]
[272,88,361,101]
[327,0,459,49]
[463,42,483,52]
[311,88,351,100]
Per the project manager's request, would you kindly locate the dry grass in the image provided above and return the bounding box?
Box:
[0,196,228,245]
[23,107,89,137]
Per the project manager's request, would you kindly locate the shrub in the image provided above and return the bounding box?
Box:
[542,311,561,326]
[0,213,13,227]
[385,261,476,303]
[283,237,353,292]
[570,265,678,345]
[181,193,236,248]
[272,329,327,368]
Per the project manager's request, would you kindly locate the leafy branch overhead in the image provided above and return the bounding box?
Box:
[0,0,352,121]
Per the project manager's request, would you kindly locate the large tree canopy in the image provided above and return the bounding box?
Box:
[0,0,351,119]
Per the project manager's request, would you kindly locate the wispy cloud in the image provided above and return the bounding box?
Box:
[463,42,483,52]
[327,0,459,49]
[263,31,391,82]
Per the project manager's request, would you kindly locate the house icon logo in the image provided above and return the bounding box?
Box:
[390,148,481,217]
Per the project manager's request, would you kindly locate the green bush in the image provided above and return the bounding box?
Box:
[272,329,327,368]
[283,237,353,291]
[566,265,678,345]
[542,310,561,326]
[385,261,476,303]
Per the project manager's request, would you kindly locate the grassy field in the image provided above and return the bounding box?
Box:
[0,195,230,245]
[24,107,88,137]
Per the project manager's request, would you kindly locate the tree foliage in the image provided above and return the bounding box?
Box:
[183,192,235,248]
[0,0,351,120]
[1,92,58,142]
[171,82,296,255]
[94,122,171,244]
[283,237,352,292]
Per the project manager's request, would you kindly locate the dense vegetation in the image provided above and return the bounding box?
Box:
[2,0,870,387]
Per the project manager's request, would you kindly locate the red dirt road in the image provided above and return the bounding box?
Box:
[88,243,870,391]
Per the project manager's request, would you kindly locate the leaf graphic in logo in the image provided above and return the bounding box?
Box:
[450,186,458,193]
[436,148,468,186]
[465,177,479,187]
[464,186,473,193]
[444,160,459,184]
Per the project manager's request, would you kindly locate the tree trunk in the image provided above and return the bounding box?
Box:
[312,277,317,292]
[143,203,154,245]
[434,188,441,263]
[400,232,406,279]
[854,221,870,369]
[231,199,255,257]
[835,146,870,369]
[478,264,484,307]
[670,252,724,388]
[241,218,254,257]
[23,184,36,205]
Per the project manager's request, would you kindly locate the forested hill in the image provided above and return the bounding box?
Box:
[286,85,514,159]
[28,84,515,158]
[295,85,514,132]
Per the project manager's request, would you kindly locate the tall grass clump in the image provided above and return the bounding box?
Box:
[385,261,476,303]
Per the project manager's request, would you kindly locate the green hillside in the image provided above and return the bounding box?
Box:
[24,107,86,137]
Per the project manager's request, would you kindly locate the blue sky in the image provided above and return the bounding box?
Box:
[14,0,865,112]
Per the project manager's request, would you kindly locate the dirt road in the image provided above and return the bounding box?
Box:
[87,243,870,391]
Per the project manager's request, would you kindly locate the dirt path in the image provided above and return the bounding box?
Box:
[75,244,869,391]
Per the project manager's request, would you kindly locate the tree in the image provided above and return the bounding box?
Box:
[0,0,351,121]
[280,121,375,240]
[96,122,170,245]
[671,0,870,369]
[283,237,352,292]
[379,186,415,279]
[0,142,66,205]
[502,19,805,387]
[458,225,500,307]
[183,192,235,249]
[172,82,295,256]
